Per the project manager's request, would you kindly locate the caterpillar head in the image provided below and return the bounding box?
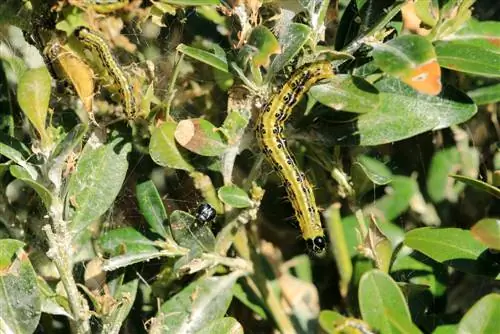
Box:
[306,236,327,254]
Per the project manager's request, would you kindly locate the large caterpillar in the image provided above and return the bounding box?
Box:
[257,61,334,254]
[74,26,136,119]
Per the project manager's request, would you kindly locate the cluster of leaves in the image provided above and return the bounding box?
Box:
[0,0,498,333]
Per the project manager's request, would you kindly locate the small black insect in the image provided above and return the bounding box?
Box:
[195,203,217,224]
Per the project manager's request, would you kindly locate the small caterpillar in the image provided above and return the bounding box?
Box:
[74,26,136,119]
[257,61,334,254]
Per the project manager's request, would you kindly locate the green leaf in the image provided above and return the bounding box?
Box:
[391,252,447,297]
[359,270,422,334]
[426,148,466,203]
[67,138,131,236]
[435,20,500,77]
[196,317,244,334]
[433,325,459,334]
[324,204,352,297]
[150,122,194,171]
[458,294,500,334]
[17,67,51,145]
[351,155,392,196]
[373,35,441,95]
[353,78,475,146]
[232,283,267,320]
[156,271,242,333]
[0,239,41,334]
[217,185,252,208]
[267,23,311,79]
[467,83,500,105]
[318,310,345,334]
[177,43,229,73]
[449,174,500,199]
[99,227,158,257]
[471,218,500,251]
[0,133,37,179]
[310,75,381,113]
[136,180,171,239]
[367,176,419,221]
[9,165,53,210]
[246,26,281,69]
[170,210,216,252]
[175,119,227,156]
[311,78,476,146]
[404,227,499,278]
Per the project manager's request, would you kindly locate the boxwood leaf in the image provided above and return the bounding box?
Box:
[359,269,421,334]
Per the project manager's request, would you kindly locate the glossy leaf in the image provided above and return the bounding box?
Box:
[99,227,158,256]
[391,252,447,297]
[471,218,500,250]
[0,239,41,334]
[67,138,131,236]
[150,122,194,171]
[359,270,421,334]
[405,227,499,277]
[196,317,244,334]
[450,174,500,199]
[310,75,381,113]
[467,83,500,105]
[318,310,345,333]
[457,294,500,334]
[156,271,242,333]
[373,35,442,95]
[136,180,171,239]
[351,155,392,196]
[175,119,227,156]
[217,185,252,208]
[177,43,229,73]
[17,67,51,144]
[435,20,500,77]
[310,78,476,146]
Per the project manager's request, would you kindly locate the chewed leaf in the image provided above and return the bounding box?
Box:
[246,26,281,68]
[175,118,227,156]
[372,35,442,95]
[47,43,94,115]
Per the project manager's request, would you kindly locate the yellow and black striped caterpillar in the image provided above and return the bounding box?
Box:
[257,61,334,254]
[74,26,136,119]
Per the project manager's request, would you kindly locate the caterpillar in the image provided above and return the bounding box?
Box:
[74,26,136,119]
[257,61,334,254]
